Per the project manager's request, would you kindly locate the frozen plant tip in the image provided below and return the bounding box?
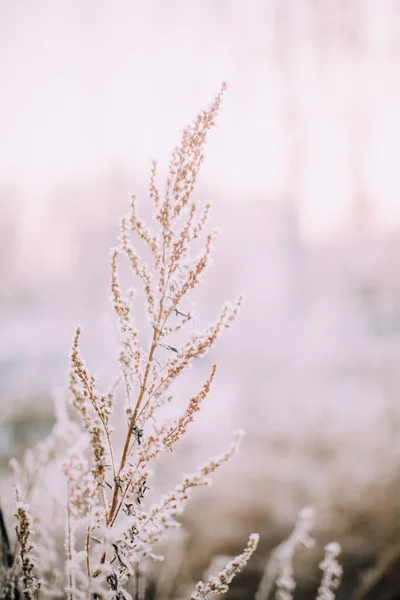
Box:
[191,533,260,599]
[255,507,316,600]
[14,494,41,599]
[316,543,343,600]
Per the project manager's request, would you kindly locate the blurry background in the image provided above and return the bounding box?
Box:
[2,1,400,597]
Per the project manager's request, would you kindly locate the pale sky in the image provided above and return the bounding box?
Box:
[1,0,400,244]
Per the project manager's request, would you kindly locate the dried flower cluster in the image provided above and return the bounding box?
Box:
[1,86,260,599]
[255,508,343,600]
[191,533,260,599]
[14,496,41,599]
[0,86,344,600]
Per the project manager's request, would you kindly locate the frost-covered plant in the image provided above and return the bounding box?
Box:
[14,495,42,599]
[316,543,343,600]
[255,507,316,600]
[255,507,342,600]
[191,533,260,599]
[0,86,259,599]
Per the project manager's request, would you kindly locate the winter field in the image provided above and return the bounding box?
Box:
[2,2,400,598]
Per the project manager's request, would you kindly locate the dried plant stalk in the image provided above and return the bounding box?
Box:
[2,85,259,600]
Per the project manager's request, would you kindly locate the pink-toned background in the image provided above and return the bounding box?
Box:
[2,2,400,595]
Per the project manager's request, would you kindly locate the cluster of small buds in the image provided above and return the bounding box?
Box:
[128,194,159,258]
[183,299,243,359]
[164,83,226,223]
[191,533,259,599]
[167,230,217,309]
[165,307,194,336]
[119,216,156,320]
[63,443,97,517]
[111,248,132,324]
[106,463,151,529]
[316,542,343,600]
[163,364,217,448]
[135,424,169,466]
[192,202,211,240]
[14,496,41,599]
[97,393,115,431]
[137,300,242,419]
[168,202,196,270]
[134,431,244,553]
[111,247,143,401]
[70,328,111,485]
[149,160,160,210]
[199,430,244,477]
